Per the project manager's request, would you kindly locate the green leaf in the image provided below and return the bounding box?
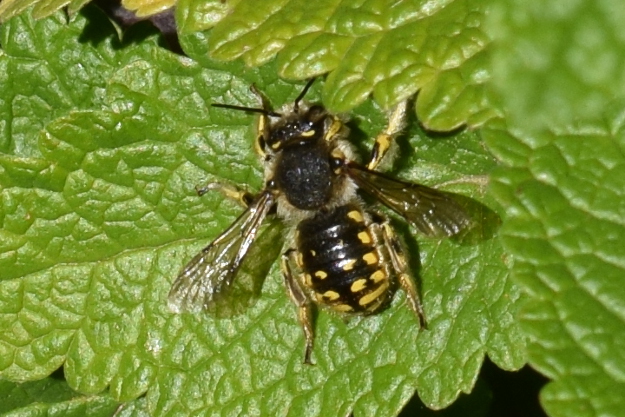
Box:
[0,6,163,157]
[0,0,92,22]
[178,0,498,131]
[0,375,120,416]
[122,0,175,18]
[486,1,625,416]
[484,122,625,417]
[0,6,524,416]
[489,0,625,132]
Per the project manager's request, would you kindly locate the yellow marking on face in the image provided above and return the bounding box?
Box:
[342,259,357,271]
[347,210,364,223]
[357,231,372,244]
[310,249,316,256]
[300,130,315,137]
[370,270,386,283]
[303,273,312,287]
[333,304,354,312]
[315,270,328,279]
[359,281,390,306]
[322,290,340,301]
[362,252,378,265]
[297,252,304,268]
[271,142,281,149]
[350,278,368,293]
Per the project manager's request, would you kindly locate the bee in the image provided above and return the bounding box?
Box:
[168,79,471,364]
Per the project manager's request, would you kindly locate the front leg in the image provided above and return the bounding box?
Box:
[196,182,255,208]
[250,84,272,159]
[366,100,408,171]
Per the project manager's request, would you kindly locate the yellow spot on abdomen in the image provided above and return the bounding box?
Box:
[319,290,340,301]
[362,252,378,265]
[341,258,357,271]
[347,210,364,223]
[315,270,328,279]
[370,270,386,283]
[350,278,368,293]
[359,281,390,306]
[332,304,354,312]
[357,231,372,244]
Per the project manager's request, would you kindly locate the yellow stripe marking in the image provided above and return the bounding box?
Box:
[315,270,328,279]
[310,249,317,256]
[370,270,386,283]
[347,210,364,223]
[297,252,304,267]
[333,304,354,312]
[357,231,372,244]
[350,278,368,293]
[300,130,315,137]
[365,297,385,313]
[359,281,390,306]
[362,252,378,265]
[322,290,340,301]
[342,258,357,271]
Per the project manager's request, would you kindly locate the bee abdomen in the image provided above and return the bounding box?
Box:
[296,204,392,314]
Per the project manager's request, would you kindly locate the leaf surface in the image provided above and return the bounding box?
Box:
[179,0,499,131]
[486,1,625,415]
[0,376,119,417]
[0,7,524,416]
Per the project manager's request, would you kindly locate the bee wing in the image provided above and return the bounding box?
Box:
[168,191,276,313]
[346,163,471,237]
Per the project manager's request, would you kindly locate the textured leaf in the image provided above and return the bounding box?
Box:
[179,0,499,131]
[484,122,625,417]
[490,0,625,132]
[0,7,524,416]
[0,376,119,416]
[122,0,175,18]
[486,1,625,416]
[0,6,163,157]
[0,0,91,21]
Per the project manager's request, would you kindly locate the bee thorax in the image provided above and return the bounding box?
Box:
[274,142,334,210]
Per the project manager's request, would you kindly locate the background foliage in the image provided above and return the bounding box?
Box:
[0,0,623,417]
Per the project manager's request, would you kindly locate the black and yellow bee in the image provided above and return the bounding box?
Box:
[168,79,470,363]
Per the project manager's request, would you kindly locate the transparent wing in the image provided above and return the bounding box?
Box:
[346,163,471,237]
[168,191,275,313]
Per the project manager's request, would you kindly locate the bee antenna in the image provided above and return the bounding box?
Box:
[211,103,282,117]
[293,78,316,112]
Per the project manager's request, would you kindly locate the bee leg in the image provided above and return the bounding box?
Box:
[250,84,271,159]
[281,250,315,365]
[380,222,428,329]
[366,100,408,171]
[195,182,255,208]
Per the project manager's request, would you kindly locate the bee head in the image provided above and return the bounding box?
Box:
[266,104,329,150]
